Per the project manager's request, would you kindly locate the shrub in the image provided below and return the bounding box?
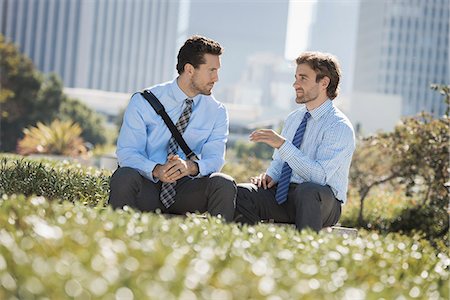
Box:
[0,157,110,206]
[0,194,448,300]
[17,119,87,156]
[234,140,274,160]
[222,156,269,183]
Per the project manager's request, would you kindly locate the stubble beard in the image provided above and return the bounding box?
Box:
[296,93,317,104]
[295,87,319,104]
[191,80,213,96]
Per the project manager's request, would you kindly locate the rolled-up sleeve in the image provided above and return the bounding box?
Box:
[196,105,228,175]
[116,94,159,182]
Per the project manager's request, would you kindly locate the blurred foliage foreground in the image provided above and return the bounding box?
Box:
[0,148,449,299]
[0,194,448,300]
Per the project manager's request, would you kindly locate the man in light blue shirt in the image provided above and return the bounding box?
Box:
[235,52,355,231]
[109,36,236,221]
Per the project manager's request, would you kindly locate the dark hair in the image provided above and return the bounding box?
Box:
[176,35,223,74]
[296,52,341,100]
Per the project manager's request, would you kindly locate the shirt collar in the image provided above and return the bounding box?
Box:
[307,99,333,120]
[170,78,201,104]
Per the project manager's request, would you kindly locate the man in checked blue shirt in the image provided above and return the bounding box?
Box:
[234,52,356,232]
[109,36,236,221]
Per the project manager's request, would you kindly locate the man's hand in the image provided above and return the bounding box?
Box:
[249,129,286,149]
[152,154,199,183]
[250,173,275,189]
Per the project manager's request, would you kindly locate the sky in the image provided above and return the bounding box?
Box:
[285,0,317,60]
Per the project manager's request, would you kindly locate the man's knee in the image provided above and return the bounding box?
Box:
[110,167,142,187]
[208,173,237,193]
[237,183,255,196]
[109,167,142,208]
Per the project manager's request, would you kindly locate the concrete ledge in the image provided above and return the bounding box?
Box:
[266,222,358,237]
[163,213,358,237]
[322,226,358,237]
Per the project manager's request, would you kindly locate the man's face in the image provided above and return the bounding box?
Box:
[293,63,322,104]
[190,54,220,95]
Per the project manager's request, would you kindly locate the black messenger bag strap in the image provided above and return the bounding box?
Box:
[140,90,198,160]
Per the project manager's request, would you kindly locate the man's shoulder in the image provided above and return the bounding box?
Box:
[285,106,306,121]
[331,106,352,125]
[144,80,172,97]
[326,106,355,136]
[201,94,227,110]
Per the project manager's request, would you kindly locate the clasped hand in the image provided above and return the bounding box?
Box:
[153,154,197,183]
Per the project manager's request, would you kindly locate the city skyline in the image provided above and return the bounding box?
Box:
[0,0,185,92]
[1,0,448,135]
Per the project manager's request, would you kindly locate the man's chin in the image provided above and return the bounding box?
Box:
[296,97,306,104]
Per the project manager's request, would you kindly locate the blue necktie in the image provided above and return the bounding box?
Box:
[275,112,311,204]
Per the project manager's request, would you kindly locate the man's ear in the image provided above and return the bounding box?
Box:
[184,63,195,75]
[321,76,330,90]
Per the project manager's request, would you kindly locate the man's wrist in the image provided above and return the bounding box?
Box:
[187,160,199,176]
[276,138,286,149]
[152,164,162,179]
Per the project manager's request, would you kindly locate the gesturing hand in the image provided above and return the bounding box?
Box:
[249,129,286,149]
[250,173,275,189]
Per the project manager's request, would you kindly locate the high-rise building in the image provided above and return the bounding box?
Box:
[353,0,449,116]
[0,0,188,93]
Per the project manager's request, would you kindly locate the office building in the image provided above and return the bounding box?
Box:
[0,0,188,93]
[353,0,449,116]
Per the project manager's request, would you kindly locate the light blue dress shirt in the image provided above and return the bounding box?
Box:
[266,100,355,203]
[116,78,229,183]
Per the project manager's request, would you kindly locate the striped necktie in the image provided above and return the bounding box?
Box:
[275,112,311,204]
[160,98,194,208]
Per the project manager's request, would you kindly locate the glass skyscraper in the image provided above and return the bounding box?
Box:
[0,0,188,93]
[353,0,449,116]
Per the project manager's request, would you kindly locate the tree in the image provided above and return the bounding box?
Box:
[0,34,107,151]
[350,84,449,232]
[59,98,107,145]
[0,34,42,151]
[35,73,66,124]
[349,135,399,226]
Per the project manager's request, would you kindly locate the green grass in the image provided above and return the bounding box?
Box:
[0,194,448,299]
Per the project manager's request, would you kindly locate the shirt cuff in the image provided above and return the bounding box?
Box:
[266,170,279,183]
[188,160,203,179]
[140,161,158,183]
[278,140,301,162]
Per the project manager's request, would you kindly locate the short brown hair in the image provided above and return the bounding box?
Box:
[176,35,223,74]
[296,52,341,100]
